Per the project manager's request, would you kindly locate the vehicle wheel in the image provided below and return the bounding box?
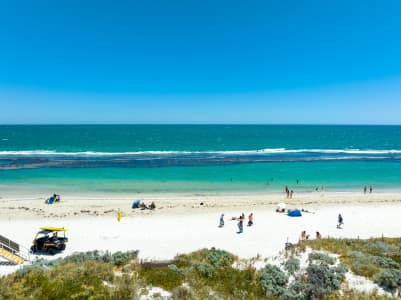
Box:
[30,245,36,253]
[48,248,56,255]
[60,244,66,251]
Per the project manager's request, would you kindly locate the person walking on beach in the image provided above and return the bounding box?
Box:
[364,186,367,194]
[247,213,253,226]
[369,185,373,193]
[117,210,123,222]
[290,190,294,199]
[337,214,343,229]
[285,186,289,198]
[219,214,224,227]
[237,218,243,233]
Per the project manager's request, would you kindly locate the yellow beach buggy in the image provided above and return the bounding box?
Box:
[31,227,68,255]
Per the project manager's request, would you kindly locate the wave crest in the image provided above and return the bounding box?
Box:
[1,148,401,156]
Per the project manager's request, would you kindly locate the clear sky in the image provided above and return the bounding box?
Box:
[1,0,401,124]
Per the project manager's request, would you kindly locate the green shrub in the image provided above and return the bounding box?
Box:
[283,280,310,300]
[284,258,300,275]
[374,256,400,269]
[259,264,288,297]
[139,265,184,291]
[0,261,115,299]
[196,262,215,278]
[20,250,139,270]
[373,269,401,291]
[111,251,137,266]
[367,241,399,255]
[347,251,400,278]
[305,262,344,299]
[205,249,235,267]
[308,252,336,265]
[334,263,348,276]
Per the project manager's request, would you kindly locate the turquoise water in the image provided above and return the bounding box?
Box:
[1,125,401,193]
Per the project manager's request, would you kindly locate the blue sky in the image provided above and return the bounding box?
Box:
[1,0,401,124]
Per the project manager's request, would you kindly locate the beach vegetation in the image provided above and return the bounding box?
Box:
[283,257,300,275]
[174,248,262,299]
[0,241,399,299]
[308,252,336,265]
[139,263,185,291]
[259,264,288,297]
[373,269,401,295]
[303,238,401,280]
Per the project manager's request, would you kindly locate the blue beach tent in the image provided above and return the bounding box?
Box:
[288,209,302,217]
[46,196,55,204]
[132,199,141,209]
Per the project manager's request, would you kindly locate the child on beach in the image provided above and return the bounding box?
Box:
[247,213,253,226]
[237,218,243,233]
[219,214,224,227]
[337,214,343,229]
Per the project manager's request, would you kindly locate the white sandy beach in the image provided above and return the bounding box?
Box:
[1,191,401,277]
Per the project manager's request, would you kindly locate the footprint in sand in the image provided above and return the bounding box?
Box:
[100,235,120,240]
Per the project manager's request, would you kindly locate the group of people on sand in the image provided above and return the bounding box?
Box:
[301,230,322,240]
[218,212,254,234]
[45,193,61,204]
[139,201,156,210]
[132,199,156,210]
[285,186,294,199]
[363,185,373,194]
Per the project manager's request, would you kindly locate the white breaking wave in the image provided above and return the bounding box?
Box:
[0,148,401,156]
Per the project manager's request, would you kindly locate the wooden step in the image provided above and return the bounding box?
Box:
[0,248,25,265]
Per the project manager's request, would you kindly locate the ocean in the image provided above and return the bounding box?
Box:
[1,125,401,194]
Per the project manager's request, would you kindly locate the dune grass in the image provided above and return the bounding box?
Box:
[1,241,399,299]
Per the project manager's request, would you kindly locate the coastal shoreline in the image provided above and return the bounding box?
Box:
[1,190,401,280]
[1,190,401,219]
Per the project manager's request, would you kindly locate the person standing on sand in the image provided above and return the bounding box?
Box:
[285,186,289,198]
[337,214,343,229]
[247,213,253,226]
[219,214,224,227]
[369,185,373,193]
[364,186,367,194]
[290,190,294,199]
[117,210,123,222]
[237,218,243,233]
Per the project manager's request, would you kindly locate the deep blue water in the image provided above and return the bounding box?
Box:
[1,125,401,193]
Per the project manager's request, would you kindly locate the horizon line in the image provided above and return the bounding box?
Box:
[1,123,401,126]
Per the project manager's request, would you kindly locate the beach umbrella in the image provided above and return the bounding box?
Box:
[277,202,286,210]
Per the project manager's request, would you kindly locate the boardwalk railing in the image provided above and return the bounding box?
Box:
[0,234,30,264]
